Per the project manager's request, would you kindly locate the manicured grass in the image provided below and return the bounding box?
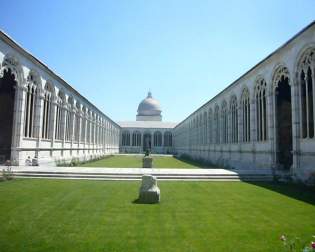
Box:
[80,155,202,168]
[0,179,314,252]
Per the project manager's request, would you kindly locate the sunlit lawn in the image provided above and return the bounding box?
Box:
[0,179,314,252]
[80,155,207,168]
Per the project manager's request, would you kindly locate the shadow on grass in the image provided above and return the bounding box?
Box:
[132,198,160,204]
[246,181,315,206]
[173,156,218,169]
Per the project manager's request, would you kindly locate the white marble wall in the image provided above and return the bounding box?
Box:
[0,33,120,166]
[173,22,315,182]
[120,128,173,154]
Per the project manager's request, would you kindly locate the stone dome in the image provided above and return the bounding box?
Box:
[137,92,162,116]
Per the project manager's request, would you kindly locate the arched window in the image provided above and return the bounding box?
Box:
[199,113,203,145]
[208,108,213,144]
[24,72,39,138]
[65,97,73,142]
[204,111,208,145]
[230,96,238,143]
[55,91,64,140]
[74,102,81,142]
[122,131,130,146]
[255,78,268,141]
[241,88,251,142]
[81,108,86,142]
[41,82,53,139]
[298,47,315,139]
[91,113,96,144]
[85,109,91,143]
[214,105,220,143]
[221,101,228,143]
[132,131,141,146]
[154,131,162,146]
[164,131,172,147]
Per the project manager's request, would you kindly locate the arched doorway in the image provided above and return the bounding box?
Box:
[143,132,151,152]
[275,75,293,170]
[0,69,17,163]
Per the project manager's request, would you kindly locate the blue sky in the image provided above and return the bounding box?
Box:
[0,0,314,122]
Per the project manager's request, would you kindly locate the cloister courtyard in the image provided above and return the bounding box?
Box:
[0,1,315,252]
[0,155,314,251]
[0,177,314,252]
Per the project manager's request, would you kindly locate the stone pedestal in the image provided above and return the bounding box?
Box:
[139,175,160,204]
[143,156,153,168]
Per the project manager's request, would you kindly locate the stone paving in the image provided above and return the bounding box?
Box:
[11,166,272,176]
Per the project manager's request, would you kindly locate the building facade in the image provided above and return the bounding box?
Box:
[173,21,315,180]
[1,21,315,182]
[0,32,120,166]
[119,92,176,154]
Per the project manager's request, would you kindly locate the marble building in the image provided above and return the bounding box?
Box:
[173,21,315,180]
[0,32,120,166]
[0,20,315,182]
[119,92,176,154]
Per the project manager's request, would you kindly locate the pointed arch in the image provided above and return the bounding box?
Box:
[241,87,251,142]
[255,77,268,141]
[296,47,315,139]
[24,69,41,138]
[230,95,238,143]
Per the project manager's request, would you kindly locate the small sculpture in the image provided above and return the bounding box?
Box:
[143,151,153,168]
[138,175,160,204]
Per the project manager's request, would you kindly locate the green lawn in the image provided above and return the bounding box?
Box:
[80,155,205,168]
[0,179,314,252]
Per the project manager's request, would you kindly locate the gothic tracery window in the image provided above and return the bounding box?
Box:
[65,97,73,142]
[204,111,208,145]
[214,105,220,143]
[298,48,315,139]
[255,78,268,141]
[221,101,228,143]
[208,108,213,144]
[164,131,172,147]
[154,131,162,146]
[74,103,81,142]
[230,96,238,143]
[41,82,53,139]
[122,131,130,146]
[54,91,64,140]
[241,88,251,142]
[24,73,38,138]
[132,131,141,146]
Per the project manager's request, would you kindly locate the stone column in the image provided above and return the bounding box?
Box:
[34,89,45,158]
[11,85,27,165]
[48,96,57,158]
[267,87,276,170]
[250,98,256,165]
[61,105,67,156]
[291,76,301,176]
[70,108,76,155]
[77,113,82,155]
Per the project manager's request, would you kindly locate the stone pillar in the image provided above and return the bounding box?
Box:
[49,97,58,156]
[61,105,67,156]
[70,109,75,155]
[250,97,256,165]
[77,114,82,155]
[267,88,276,170]
[11,85,27,165]
[34,90,45,158]
[291,76,301,176]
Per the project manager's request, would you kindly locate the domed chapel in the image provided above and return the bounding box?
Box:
[119,92,176,153]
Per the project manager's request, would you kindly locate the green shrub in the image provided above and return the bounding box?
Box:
[1,167,14,181]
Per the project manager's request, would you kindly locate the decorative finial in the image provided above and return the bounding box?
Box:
[147,91,152,98]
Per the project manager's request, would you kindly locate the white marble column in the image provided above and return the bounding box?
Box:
[11,85,27,165]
